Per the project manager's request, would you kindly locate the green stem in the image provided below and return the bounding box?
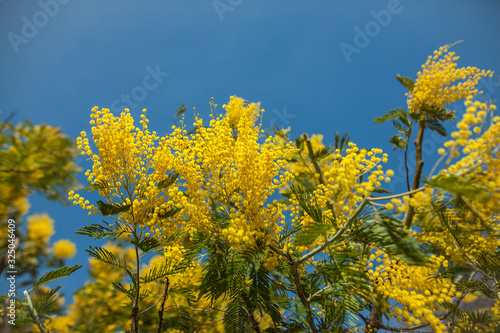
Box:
[23,291,48,333]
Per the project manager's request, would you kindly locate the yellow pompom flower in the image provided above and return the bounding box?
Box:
[53,239,77,259]
[27,213,55,243]
[11,196,31,217]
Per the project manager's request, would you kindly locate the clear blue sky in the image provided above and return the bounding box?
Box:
[1,0,500,312]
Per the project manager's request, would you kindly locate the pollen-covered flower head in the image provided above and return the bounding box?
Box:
[53,239,77,259]
[407,43,493,114]
[222,95,261,129]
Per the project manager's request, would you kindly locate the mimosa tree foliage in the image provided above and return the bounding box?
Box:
[8,44,500,333]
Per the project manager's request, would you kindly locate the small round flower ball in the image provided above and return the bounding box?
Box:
[53,239,77,260]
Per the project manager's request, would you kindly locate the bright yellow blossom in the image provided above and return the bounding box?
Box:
[27,213,55,243]
[222,95,261,129]
[71,97,295,249]
[53,239,77,259]
[407,43,492,114]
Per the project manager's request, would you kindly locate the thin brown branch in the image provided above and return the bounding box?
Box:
[131,231,141,333]
[404,120,425,229]
[404,142,411,191]
[267,243,292,263]
[359,309,452,332]
[193,318,224,333]
[138,289,166,316]
[295,196,370,267]
[267,244,318,332]
[155,277,169,333]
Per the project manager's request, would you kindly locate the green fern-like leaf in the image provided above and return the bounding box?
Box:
[134,236,161,253]
[425,119,447,136]
[169,285,197,306]
[86,246,135,277]
[294,136,305,150]
[389,134,404,150]
[141,260,182,285]
[294,223,333,246]
[96,200,131,216]
[224,291,250,333]
[198,243,231,304]
[311,146,333,162]
[112,282,134,300]
[374,108,408,124]
[157,206,182,218]
[32,265,82,290]
[349,214,427,265]
[175,103,187,117]
[81,179,109,192]
[396,74,414,92]
[392,118,407,133]
[425,173,486,199]
[76,220,127,240]
[371,187,392,194]
[291,185,323,224]
[178,305,195,332]
[158,172,179,189]
[334,132,350,152]
[34,286,62,316]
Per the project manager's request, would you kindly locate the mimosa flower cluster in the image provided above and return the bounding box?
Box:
[407,43,492,114]
[224,95,260,129]
[368,251,457,333]
[175,98,295,246]
[440,96,500,213]
[413,97,500,265]
[70,97,296,248]
[286,135,393,252]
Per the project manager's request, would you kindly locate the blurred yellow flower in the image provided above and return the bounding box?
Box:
[12,195,31,217]
[27,213,55,243]
[53,239,77,259]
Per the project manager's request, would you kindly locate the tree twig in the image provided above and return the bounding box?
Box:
[155,277,169,333]
[267,244,317,332]
[404,120,426,229]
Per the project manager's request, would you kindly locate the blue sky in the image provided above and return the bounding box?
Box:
[1,0,500,315]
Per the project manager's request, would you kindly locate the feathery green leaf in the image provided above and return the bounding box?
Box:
[158,172,179,189]
[32,265,82,290]
[374,108,408,123]
[396,74,414,92]
[96,200,131,216]
[175,103,187,117]
[294,223,333,246]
